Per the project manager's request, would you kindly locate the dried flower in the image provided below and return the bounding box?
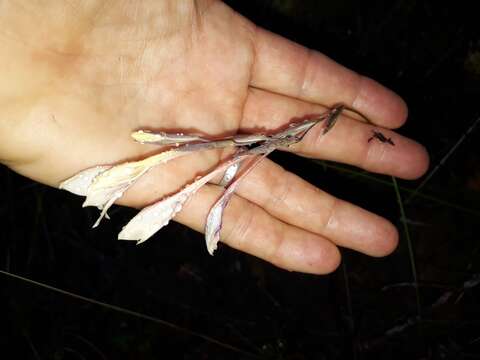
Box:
[59,104,384,255]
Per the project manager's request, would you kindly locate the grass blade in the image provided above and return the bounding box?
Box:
[392,176,422,319]
[0,269,263,359]
[405,114,480,204]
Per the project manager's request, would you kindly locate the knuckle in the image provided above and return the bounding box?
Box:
[322,195,338,233]
[265,166,292,209]
[267,232,286,267]
[350,73,366,109]
[364,137,388,170]
[223,201,256,248]
[298,48,315,98]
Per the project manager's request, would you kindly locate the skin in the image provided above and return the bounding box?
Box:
[0,0,429,274]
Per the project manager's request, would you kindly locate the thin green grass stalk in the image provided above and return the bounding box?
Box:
[341,258,357,360]
[23,330,41,360]
[313,160,480,217]
[391,176,422,320]
[0,269,263,360]
[68,333,107,360]
[405,114,480,204]
[64,347,86,360]
[341,259,353,322]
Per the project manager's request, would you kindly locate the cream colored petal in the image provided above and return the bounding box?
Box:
[59,165,111,196]
[131,130,208,145]
[83,149,191,224]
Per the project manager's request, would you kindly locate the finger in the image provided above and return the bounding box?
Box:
[223,158,398,257]
[134,182,341,275]
[117,157,341,275]
[242,88,429,180]
[250,27,407,128]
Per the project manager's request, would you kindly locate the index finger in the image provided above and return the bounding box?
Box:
[250,27,408,128]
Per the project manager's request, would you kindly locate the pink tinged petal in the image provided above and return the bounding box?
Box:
[58,165,112,196]
[205,152,272,255]
[118,153,254,244]
[204,185,234,255]
[219,161,240,187]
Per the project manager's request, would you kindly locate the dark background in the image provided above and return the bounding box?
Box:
[1,1,480,359]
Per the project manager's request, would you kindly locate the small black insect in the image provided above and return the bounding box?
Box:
[368,130,395,145]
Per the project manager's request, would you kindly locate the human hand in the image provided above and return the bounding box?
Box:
[0,0,428,274]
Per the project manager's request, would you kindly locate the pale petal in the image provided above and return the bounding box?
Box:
[219,161,240,187]
[59,165,111,196]
[204,186,234,255]
[205,152,271,255]
[131,130,209,145]
[83,149,191,225]
[118,191,189,242]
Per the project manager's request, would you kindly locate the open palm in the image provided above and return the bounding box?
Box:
[1,0,428,274]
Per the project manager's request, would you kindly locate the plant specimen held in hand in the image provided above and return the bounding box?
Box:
[60,104,393,255]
